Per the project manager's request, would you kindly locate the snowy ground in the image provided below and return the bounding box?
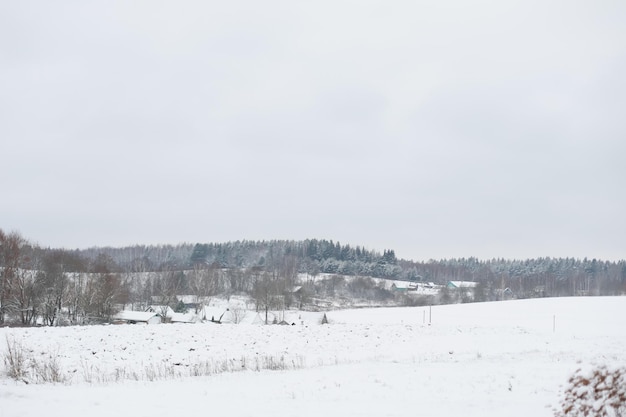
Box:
[1,296,625,417]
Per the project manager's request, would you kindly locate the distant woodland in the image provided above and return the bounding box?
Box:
[1,229,625,326]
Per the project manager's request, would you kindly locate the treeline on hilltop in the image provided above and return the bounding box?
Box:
[77,239,402,278]
[78,239,626,298]
[1,230,625,326]
[4,233,626,295]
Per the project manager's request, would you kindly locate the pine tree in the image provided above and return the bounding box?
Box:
[190,244,208,265]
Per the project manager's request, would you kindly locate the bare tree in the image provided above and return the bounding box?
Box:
[65,272,86,324]
[0,231,40,325]
[38,251,70,326]
[0,230,23,325]
[226,268,246,293]
[83,254,124,321]
[229,305,247,324]
[253,271,283,324]
[187,265,205,310]
[11,268,39,326]
[187,264,223,313]
[151,268,186,320]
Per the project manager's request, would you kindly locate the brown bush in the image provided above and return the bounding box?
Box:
[555,365,626,417]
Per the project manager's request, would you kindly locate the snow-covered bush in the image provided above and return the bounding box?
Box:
[555,365,626,417]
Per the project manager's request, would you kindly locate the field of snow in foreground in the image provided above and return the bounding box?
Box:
[1,296,625,417]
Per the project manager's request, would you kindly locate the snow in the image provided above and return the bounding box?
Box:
[1,296,625,417]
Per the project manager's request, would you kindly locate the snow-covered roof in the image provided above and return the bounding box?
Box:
[448,281,478,288]
[200,306,234,323]
[147,305,176,317]
[391,281,418,290]
[170,312,197,323]
[113,311,161,323]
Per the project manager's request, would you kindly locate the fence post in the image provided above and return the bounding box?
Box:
[429,305,432,325]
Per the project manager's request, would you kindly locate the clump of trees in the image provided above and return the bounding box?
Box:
[0,230,130,326]
[0,230,398,326]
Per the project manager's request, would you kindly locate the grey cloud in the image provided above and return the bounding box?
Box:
[1,1,625,260]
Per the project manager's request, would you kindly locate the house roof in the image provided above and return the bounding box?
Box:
[448,281,478,288]
[147,305,176,317]
[391,281,418,290]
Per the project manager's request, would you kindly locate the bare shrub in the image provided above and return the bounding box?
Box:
[262,355,285,371]
[3,336,28,381]
[229,306,247,324]
[31,350,68,384]
[3,337,69,384]
[9,340,306,385]
[81,360,99,384]
[555,365,626,417]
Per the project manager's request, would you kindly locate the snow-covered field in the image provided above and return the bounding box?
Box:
[1,296,625,417]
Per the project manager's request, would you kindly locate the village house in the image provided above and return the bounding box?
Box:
[447,281,479,301]
[391,281,418,293]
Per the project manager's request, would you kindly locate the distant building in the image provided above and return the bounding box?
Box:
[494,287,514,300]
[446,281,478,289]
[391,281,418,292]
[113,311,161,325]
[447,281,479,301]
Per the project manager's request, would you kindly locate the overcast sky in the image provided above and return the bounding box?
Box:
[1,1,625,261]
